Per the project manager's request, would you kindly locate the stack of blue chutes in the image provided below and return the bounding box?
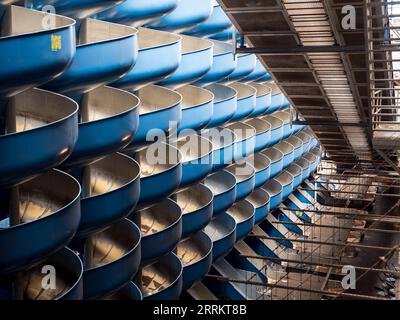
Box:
[0,0,322,301]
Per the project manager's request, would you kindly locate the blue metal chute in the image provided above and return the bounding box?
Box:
[261,115,284,147]
[203,170,237,216]
[261,147,284,179]
[248,83,272,117]
[94,0,179,27]
[247,153,271,188]
[204,126,236,172]
[145,0,213,33]
[204,83,237,128]
[241,58,269,83]
[227,82,256,122]
[176,231,213,291]
[184,4,232,38]
[226,199,255,241]
[245,118,271,152]
[246,188,270,225]
[226,162,256,201]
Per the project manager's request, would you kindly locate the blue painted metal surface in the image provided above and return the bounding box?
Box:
[248,153,271,188]
[111,28,181,91]
[204,212,236,262]
[285,136,304,161]
[275,171,294,200]
[177,85,213,132]
[246,188,270,225]
[139,252,183,300]
[44,19,138,98]
[203,170,237,216]
[226,162,256,201]
[262,179,283,211]
[274,141,295,168]
[255,73,272,83]
[128,85,181,149]
[176,183,213,238]
[184,4,232,37]
[194,40,236,86]
[245,118,271,152]
[286,163,303,190]
[248,83,272,117]
[259,219,293,249]
[204,83,237,128]
[106,281,143,300]
[261,115,284,147]
[0,6,75,100]
[82,219,141,299]
[209,26,239,42]
[228,82,256,122]
[295,131,312,153]
[145,0,213,33]
[136,143,182,207]
[61,86,140,168]
[273,111,292,139]
[0,89,78,188]
[27,0,124,20]
[178,231,213,291]
[261,148,283,179]
[177,134,213,187]
[226,122,256,161]
[241,58,268,83]
[0,170,81,275]
[95,0,179,27]
[158,35,213,88]
[204,127,236,172]
[134,198,182,265]
[226,200,255,241]
[304,152,318,174]
[75,153,141,238]
[295,157,311,182]
[266,83,285,114]
[223,54,256,83]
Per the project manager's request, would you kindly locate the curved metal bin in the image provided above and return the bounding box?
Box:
[241,58,268,83]
[82,219,142,299]
[272,110,292,139]
[226,200,255,241]
[261,115,284,147]
[158,35,213,88]
[261,148,283,179]
[227,82,256,122]
[262,179,283,211]
[274,141,295,168]
[43,19,138,98]
[128,85,181,149]
[265,83,284,114]
[135,142,182,207]
[245,118,271,152]
[303,152,318,174]
[194,40,236,86]
[176,231,213,291]
[174,183,213,239]
[0,6,75,100]
[248,83,272,117]
[95,0,179,27]
[275,171,294,200]
[184,4,232,37]
[176,134,213,187]
[294,130,312,153]
[133,198,182,264]
[177,85,214,132]
[225,122,256,161]
[286,163,303,190]
[138,252,183,300]
[205,83,237,128]
[203,170,237,216]
[75,153,141,238]
[0,170,81,275]
[111,28,181,91]
[246,153,271,188]
[203,212,237,262]
[0,89,78,188]
[295,157,311,182]
[145,0,213,33]
[61,86,140,169]
[246,188,270,225]
[285,135,304,161]
[226,162,256,201]
[223,54,256,83]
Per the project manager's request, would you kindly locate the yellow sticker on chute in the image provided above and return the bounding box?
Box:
[51,35,62,51]
[295,210,303,217]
